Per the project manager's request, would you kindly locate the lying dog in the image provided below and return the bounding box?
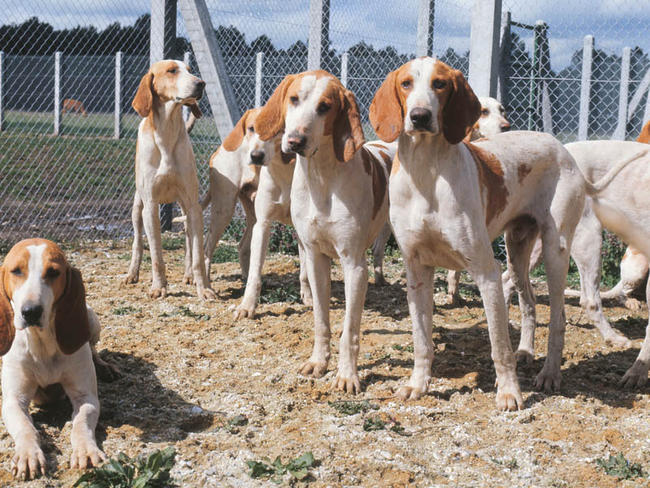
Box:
[1,239,109,480]
[125,60,215,300]
[370,57,587,407]
[254,70,390,393]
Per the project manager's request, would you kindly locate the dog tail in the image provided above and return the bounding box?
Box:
[171,193,211,224]
[584,149,648,194]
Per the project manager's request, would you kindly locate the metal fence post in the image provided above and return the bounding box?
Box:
[340,52,349,88]
[468,0,501,97]
[308,0,330,70]
[54,52,62,136]
[114,51,122,139]
[416,0,435,57]
[497,11,511,104]
[578,35,594,141]
[182,51,191,121]
[613,46,631,140]
[645,85,650,125]
[0,51,4,131]
[254,52,264,107]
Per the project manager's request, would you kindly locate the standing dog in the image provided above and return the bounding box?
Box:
[124,60,215,300]
[254,71,389,393]
[1,239,107,480]
[370,58,586,407]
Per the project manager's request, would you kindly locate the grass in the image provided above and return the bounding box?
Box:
[596,453,647,480]
[210,244,239,263]
[328,400,378,416]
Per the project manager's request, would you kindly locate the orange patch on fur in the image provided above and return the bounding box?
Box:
[361,147,388,219]
[637,121,650,144]
[391,152,401,176]
[464,142,508,225]
[517,164,531,183]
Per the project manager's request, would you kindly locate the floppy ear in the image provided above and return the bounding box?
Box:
[254,74,296,141]
[222,109,251,152]
[0,267,15,356]
[55,266,90,355]
[281,151,295,165]
[369,69,403,142]
[189,102,202,119]
[132,71,154,117]
[333,88,366,162]
[442,69,481,145]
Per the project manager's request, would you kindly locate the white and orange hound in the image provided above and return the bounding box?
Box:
[369,57,588,408]
[0,239,109,480]
[124,60,215,300]
[61,98,87,116]
[254,70,390,393]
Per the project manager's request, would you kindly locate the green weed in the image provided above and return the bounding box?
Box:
[247,452,317,483]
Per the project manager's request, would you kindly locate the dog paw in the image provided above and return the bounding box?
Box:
[123,273,139,285]
[495,381,523,411]
[298,360,328,378]
[620,360,648,388]
[70,443,106,470]
[12,444,46,480]
[534,365,561,392]
[183,274,194,285]
[332,372,361,394]
[603,331,633,348]
[234,303,256,320]
[149,286,167,299]
[300,286,313,307]
[515,349,534,364]
[197,286,216,300]
[395,384,427,400]
[624,297,644,311]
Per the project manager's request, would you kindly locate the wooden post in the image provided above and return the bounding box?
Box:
[497,10,511,104]
[613,46,631,140]
[416,0,435,57]
[182,51,191,121]
[254,52,263,108]
[54,51,62,136]
[308,0,330,70]
[340,52,349,88]
[468,0,501,97]
[114,51,122,139]
[578,35,594,141]
[0,51,5,131]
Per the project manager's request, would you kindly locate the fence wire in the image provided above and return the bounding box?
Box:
[0,0,648,260]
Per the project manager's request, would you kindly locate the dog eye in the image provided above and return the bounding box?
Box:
[10,267,22,276]
[400,80,412,89]
[247,126,255,133]
[316,102,331,115]
[168,68,178,74]
[45,268,60,279]
[481,109,490,116]
[432,79,446,89]
[289,96,299,106]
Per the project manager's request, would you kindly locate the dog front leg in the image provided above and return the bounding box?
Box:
[125,193,144,284]
[2,374,45,480]
[471,258,523,411]
[185,202,215,300]
[621,275,650,388]
[299,250,331,378]
[235,217,272,319]
[297,238,312,306]
[397,258,434,400]
[142,202,167,298]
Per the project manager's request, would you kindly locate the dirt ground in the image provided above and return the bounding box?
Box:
[0,237,649,487]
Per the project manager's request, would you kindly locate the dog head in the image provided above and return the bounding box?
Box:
[254,70,365,163]
[369,57,480,144]
[132,60,205,118]
[469,97,511,140]
[0,238,90,355]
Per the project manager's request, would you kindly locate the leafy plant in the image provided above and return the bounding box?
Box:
[112,305,140,316]
[596,452,646,480]
[268,223,299,255]
[74,447,177,488]
[160,305,209,321]
[210,244,239,263]
[161,234,185,251]
[260,283,301,304]
[392,344,414,353]
[225,414,248,434]
[363,416,386,431]
[492,457,518,470]
[247,452,317,483]
[328,400,378,416]
[601,231,626,288]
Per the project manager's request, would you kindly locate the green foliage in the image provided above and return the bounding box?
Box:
[392,344,414,353]
[363,416,386,432]
[112,305,140,316]
[225,414,248,434]
[268,223,299,255]
[260,283,300,304]
[247,452,316,483]
[73,447,177,488]
[596,453,647,480]
[160,306,209,321]
[161,235,185,251]
[328,400,378,416]
[601,231,626,288]
[492,457,519,470]
[210,244,239,263]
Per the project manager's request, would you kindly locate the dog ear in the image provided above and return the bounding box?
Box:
[0,267,15,356]
[281,151,295,165]
[254,74,296,141]
[189,102,202,119]
[132,71,154,117]
[442,69,481,145]
[333,87,366,162]
[55,266,90,355]
[369,69,403,142]
[222,109,252,152]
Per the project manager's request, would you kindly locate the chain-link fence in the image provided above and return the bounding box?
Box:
[0,0,649,250]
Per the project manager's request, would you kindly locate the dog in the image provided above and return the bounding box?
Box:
[61,98,87,116]
[124,60,215,300]
[370,57,587,407]
[1,239,109,480]
[447,96,512,305]
[254,70,390,393]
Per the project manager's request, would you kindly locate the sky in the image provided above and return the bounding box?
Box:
[4,0,650,73]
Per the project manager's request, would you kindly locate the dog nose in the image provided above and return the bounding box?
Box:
[250,150,265,165]
[196,80,206,90]
[410,108,432,129]
[501,123,511,132]
[22,304,43,325]
[286,133,307,153]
